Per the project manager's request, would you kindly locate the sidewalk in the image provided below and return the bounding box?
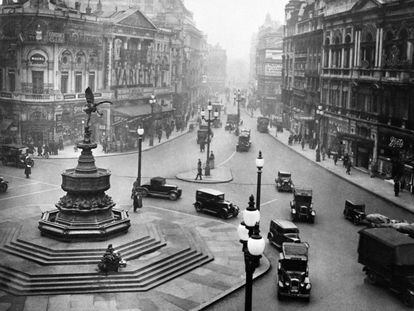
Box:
[32,127,194,160]
[268,127,414,213]
[176,166,233,184]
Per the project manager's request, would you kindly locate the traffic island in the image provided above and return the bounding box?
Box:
[176,166,233,184]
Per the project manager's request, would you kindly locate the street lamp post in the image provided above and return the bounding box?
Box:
[315,105,324,162]
[136,127,144,186]
[237,194,265,311]
[234,89,241,136]
[256,151,264,211]
[149,94,156,147]
[201,101,218,176]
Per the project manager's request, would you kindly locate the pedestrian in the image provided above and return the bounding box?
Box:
[301,139,305,150]
[200,139,205,152]
[346,159,352,175]
[195,159,203,180]
[133,193,143,212]
[333,153,338,165]
[37,144,43,157]
[394,178,400,197]
[209,151,215,169]
[343,154,349,168]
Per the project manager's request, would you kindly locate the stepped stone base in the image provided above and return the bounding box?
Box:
[38,208,130,241]
[0,216,214,296]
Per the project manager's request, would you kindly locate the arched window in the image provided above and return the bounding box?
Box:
[324,38,330,67]
[344,35,352,68]
[361,31,375,69]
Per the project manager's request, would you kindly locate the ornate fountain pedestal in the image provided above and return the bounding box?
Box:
[38,141,130,241]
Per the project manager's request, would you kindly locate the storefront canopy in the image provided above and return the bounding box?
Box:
[112,104,175,125]
[337,132,374,146]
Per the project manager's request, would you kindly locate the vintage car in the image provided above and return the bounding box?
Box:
[257,116,270,133]
[0,144,31,168]
[225,114,238,131]
[272,117,284,132]
[196,125,213,144]
[268,219,301,249]
[275,171,294,192]
[0,176,8,193]
[290,188,315,223]
[137,177,182,201]
[363,213,406,228]
[277,242,311,301]
[343,200,366,225]
[194,188,239,219]
[236,129,251,152]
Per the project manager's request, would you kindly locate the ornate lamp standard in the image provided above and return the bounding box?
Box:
[256,151,264,211]
[149,94,156,146]
[237,194,265,311]
[234,89,242,135]
[201,101,218,176]
[136,127,144,186]
[315,105,324,162]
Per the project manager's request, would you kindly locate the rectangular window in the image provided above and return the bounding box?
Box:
[88,72,95,92]
[75,71,82,93]
[8,69,15,92]
[32,71,44,94]
[61,72,68,94]
[0,69,2,90]
[342,91,348,108]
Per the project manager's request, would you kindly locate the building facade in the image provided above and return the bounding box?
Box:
[321,0,414,188]
[255,15,284,118]
[205,43,227,98]
[0,0,206,150]
[282,0,323,141]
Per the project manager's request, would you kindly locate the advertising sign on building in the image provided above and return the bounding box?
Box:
[264,63,282,76]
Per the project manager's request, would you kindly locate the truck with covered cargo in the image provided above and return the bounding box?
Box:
[358,227,414,307]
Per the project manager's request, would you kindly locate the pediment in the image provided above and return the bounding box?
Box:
[351,0,381,12]
[117,10,157,30]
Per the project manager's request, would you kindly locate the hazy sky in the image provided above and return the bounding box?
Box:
[184,0,289,61]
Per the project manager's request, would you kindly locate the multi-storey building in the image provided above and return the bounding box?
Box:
[0,0,205,149]
[255,15,284,117]
[205,43,227,97]
[282,0,323,140]
[321,0,414,187]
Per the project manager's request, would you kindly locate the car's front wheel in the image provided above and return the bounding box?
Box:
[220,210,229,219]
[0,183,7,193]
[194,202,202,212]
[168,192,178,201]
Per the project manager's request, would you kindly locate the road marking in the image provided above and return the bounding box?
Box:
[0,174,58,187]
[0,187,60,201]
[217,151,236,167]
[260,198,279,207]
[8,182,39,190]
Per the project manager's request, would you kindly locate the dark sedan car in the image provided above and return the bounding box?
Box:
[194,188,239,219]
[268,219,301,249]
[138,177,182,201]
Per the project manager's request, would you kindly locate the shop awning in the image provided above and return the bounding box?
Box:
[337,132,374,146]
[112,104,175,125]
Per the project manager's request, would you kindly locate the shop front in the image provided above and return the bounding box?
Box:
[336,132,374,169]
[377,127,414,190]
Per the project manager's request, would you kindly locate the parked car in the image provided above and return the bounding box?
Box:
[138,177,182,201]
[268,219,300,249]
[193,188,239,219]
[0,144,30,168]
[277,242,311,301]
[236,129,251,152]
[290,188,315,223]
[0,176,8,193]
[275,171,294,192]
[343,200,366,225]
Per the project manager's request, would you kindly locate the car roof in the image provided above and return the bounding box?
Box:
[151,176,165,182]
[294,188,312,196]
[278,171,291,175]
[197,188,224,196]
[272,219,298,230]
[282,242,308,258]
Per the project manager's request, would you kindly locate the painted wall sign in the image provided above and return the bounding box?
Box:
[30,53,46,64]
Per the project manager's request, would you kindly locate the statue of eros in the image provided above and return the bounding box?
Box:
[83,87,112,142]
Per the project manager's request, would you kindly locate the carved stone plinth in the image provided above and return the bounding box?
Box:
[38,140,130,241]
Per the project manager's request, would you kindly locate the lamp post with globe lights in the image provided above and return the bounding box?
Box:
[256,151,264,211]
[315,105,324,162]
[201,101,218,176]
[237,195,265,311]
[234,89,242,135]
[136,127,144,186]
[149,94,156,146]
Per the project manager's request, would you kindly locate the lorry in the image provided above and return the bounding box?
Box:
[358,227,414,307]
[225,114,238,131]
[257,117,270,133]
[277,242,311,301]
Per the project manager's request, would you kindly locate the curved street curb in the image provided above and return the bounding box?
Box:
[40,130,192,160]
[175,168,233,184]
[268,133,411,212]
[195,255,271,311]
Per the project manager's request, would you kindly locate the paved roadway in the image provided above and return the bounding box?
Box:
[1,108,413,311]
